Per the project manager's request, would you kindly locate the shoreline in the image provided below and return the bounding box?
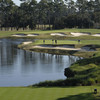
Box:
[0,34,100,87]
[18,41,100,87]
[18,41,98,58]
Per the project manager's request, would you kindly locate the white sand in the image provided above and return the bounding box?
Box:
[51,33,67,36]
[27,34,39,36]
[23,41,32,45]
[33,46,81,51]
[71,32,89,36]
[12,35,27,37]
[12,34,39,37]
[92,34,100,37]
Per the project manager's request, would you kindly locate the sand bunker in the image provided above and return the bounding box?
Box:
[33,46,81,51]
[23,41,32,45]
[92,33,100,37]
[32,45,95,51]
[51,33,67,36]
[12,33,39,37]
[12,33,27,37]
[71,32,90,36]
[27,34,39,36]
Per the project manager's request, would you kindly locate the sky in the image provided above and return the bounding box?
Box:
[12,0,21,5]
[12,0,77,6]
[12,0,39,6]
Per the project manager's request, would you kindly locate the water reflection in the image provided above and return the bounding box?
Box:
[0,39,82,87]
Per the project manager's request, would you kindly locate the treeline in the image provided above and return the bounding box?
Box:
[0,0,100,30]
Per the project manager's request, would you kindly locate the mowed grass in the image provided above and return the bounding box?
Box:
[0,28,100,37]
[80,40,100,45]
[33,40,100,45]
[0,86,100,100]
[34,40,78,45]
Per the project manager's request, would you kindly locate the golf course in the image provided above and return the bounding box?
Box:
[0,29,100,100]
[1,0,100,99]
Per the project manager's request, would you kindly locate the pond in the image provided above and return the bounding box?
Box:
[0,39,81,87]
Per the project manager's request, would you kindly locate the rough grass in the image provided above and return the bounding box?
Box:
[0,86,99,100]
[68,55,100,86]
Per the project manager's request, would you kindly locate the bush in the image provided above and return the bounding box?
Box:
[88,78,96,85]
[64,68,75,78]
[96,77,100,83]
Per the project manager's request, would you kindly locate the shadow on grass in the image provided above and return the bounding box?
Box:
[57,93,95,100]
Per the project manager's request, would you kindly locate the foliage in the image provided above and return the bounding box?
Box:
[64,68,75,78]
[65,56,100,86]
[0,0,100,30]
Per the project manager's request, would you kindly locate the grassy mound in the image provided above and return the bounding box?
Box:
[68,56,100,86]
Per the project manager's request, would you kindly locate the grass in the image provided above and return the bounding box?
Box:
[65,55,100,86]
[81,40,100,45]
[33,40,78,45]
[33,40,100,45]
[1,28,100,38]
[18,39,100,58]
[1,29,100,100]
[0,86,100,100]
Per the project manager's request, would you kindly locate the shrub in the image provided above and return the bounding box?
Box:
[64,68,75,78]
[87,78,96,85]
[96,77,100,83]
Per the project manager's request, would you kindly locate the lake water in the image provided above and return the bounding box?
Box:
[0,39,81,87]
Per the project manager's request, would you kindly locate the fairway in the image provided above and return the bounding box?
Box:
[33,40,78,45]
[33,39,100,45]
[0,86,100,100]
[1,29,100,37]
